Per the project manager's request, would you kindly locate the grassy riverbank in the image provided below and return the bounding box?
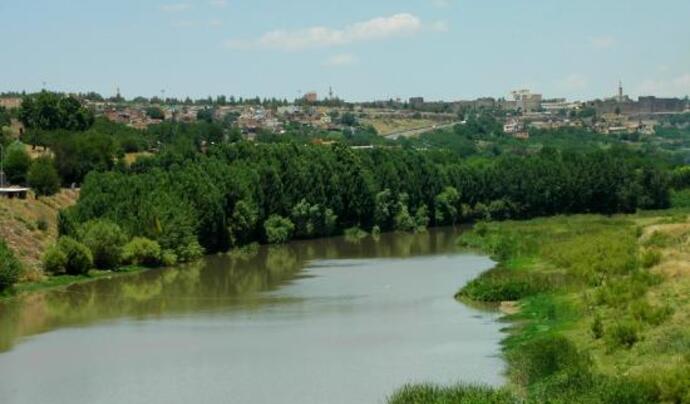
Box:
[390,212,690,403]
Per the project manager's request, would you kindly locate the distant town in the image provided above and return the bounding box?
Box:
[1,83,689,142]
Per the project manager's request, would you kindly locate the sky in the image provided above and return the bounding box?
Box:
[1,0,689,102]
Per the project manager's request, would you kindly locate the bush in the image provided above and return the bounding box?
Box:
[121,237,162,267]
[80,219,128,270]
[0,240,23,291]
[161,250,177,267]
[57,236,93,275]
[43,246,68,274]
[27,156,61,197]
[508,335,591,386]
[175,241,204,263]
[36,217,49,232]
[264,215,294,244]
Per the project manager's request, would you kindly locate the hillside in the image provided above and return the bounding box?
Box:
[0,190,79,280]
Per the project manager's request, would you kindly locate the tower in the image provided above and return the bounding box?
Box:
[618,81,624,103]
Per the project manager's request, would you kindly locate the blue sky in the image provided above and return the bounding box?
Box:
[1,0,689,101]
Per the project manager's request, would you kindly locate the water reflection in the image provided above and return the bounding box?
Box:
[0,228,462,352]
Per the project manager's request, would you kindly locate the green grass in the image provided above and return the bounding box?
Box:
[391,213,690,403]
[1,265,147,299]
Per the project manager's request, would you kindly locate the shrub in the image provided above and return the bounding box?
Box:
[57,236,93,275]
[161,250,177,267]
[80,219,128,270]
[57,209,78,237]
[0,240,23,291]
[121,237,162,267]
[176,241,204,263]
[344,226,368,241]
[36,217,49,232]
[508,335,591,386]
[264,215,295,244]
[43,246,68,274]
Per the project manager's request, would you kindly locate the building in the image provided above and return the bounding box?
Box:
[0,97,22,109]
[304,92,318,103]
[409,97,425,108]
[503,118,522,134]
[511,90,543,113]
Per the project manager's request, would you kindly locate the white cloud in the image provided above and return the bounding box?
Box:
[589,36,617,49]
[209,0,227,8]
[227,13,422,51]
[430,20,449,32]
[323,53,358,67]
[160,3,191,13]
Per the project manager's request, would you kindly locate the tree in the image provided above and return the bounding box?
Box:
[340,112,357,127]
[80,219,128,270]
[0,240,23,292]
[3,141,31,184]
[43,246,68,274]
[374,189,396,230]
[51,132,117,184]
[146,107,165,120]
[121,237,162,267]
[435,187,460,225]
[28,156,61,197]
[19,91,94,131]
[229,200,259,246]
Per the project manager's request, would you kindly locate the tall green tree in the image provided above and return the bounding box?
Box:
[27,156,61,197]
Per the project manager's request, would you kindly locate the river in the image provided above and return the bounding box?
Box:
[0,228,504,404]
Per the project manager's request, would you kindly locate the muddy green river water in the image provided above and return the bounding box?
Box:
[0,228,504,404]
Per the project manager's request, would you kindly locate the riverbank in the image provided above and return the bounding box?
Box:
[389,211,690,403]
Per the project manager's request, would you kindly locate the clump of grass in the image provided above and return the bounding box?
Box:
[458,269,550,302]
[640,248,662,269]
[591,314,604,340]
[643,231,675,248]
[630,299,673,326]
[607,320,640,350]
[387,383,515,404]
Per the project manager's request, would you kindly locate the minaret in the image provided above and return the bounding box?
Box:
[618,81,623,102]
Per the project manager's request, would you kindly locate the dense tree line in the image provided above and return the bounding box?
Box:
[63,142,670,262]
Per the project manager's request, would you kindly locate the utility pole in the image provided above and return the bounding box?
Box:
[0,144,5,188]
